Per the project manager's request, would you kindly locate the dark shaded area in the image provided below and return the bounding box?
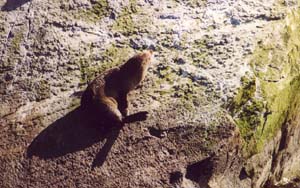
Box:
[186,157,213,188]
[239,167,249,180]
[278,119,290,152]
[169,171,183,184]
[148,127,163,138]
[91,111,149,168]
[27,107,110,159]
[27,105,148,167]
[91,127,120,168]
[255,14,283,21]
[1,0,30,11]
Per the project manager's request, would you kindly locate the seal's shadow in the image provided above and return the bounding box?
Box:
[27,106,146,168]
[1,0,31,11]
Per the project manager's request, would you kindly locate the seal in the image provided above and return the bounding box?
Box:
[81,50,153,125]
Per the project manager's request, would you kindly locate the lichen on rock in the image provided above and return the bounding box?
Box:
[229,7,300,187]
[231,8,300,155]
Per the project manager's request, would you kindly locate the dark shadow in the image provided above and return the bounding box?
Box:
[27,105,148,167]
[169,171,183,185]
[91,111,149,168]
[1,0,30,11]
[27,107,111,159]
[239,167,249,180]
[91,127,120,168]
[186,157,214,188]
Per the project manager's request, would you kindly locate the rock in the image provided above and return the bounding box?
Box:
[0,0,298,188]
[230,17,241,25]
[4,73,14,81]
[175,57,186,65]
[159,14,180,20]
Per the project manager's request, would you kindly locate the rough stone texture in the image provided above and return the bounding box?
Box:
[0,0,300,188]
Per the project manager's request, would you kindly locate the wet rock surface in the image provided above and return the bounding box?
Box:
[0,0,299,187]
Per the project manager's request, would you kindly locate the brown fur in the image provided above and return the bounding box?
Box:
[81,50,153,124]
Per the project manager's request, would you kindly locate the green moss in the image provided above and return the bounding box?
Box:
[112,1,138,36]
[229,76,257,111]
[151,61,207,117]
[79,58,90,83]
[36,80,51,101]
[185,38,210,67]
[173,0,207,7]
[111,0,152,36]
[228,76,264,155]
[255,76,300,151]
[156,64,176,80]
[254,10,300,153]
[79,45,132,84]
[11,31,23,52]
[1,30,24,70]
[230,9,300,157]
[77,0,110,22]
[98,45,133,73]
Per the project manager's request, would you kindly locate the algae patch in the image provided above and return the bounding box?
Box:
[112,3,137,35]
[11,32,23,51]
[111,1,151,36]
[173,0,207,8]
[229,9,300,156]
[79,45,133,84]
[76,0,111,22]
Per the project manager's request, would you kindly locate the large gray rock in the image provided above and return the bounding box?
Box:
[0,0,299,187]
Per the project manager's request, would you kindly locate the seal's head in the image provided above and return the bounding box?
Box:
[119,50,153,91]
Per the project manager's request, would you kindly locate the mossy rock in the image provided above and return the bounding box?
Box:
[78,45,133,84]
[229,9,300,157]
[76,0,111,22]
